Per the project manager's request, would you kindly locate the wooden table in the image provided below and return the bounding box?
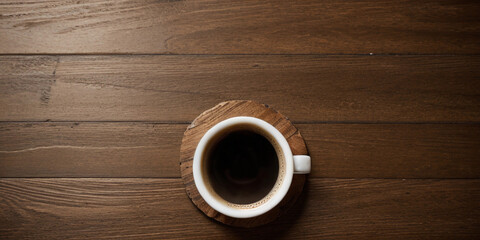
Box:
[1,0,479,239]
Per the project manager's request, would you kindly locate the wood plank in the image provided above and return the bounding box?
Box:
[2,55,480,122]
[0,122,183,178]
[0,0,479,54]
[298,123,480,179]
[0,178,478,239]
[1,122,479,178]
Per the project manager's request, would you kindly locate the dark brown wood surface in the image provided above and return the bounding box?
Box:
[0,0,479,54]
[1,0,479,238]
[1,55,480,122]
[1,122,479,178]
[0,178,479,239]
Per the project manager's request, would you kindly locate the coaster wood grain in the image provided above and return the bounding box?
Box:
[179,100,308,227]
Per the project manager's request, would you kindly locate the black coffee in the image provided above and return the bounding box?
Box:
[206,130,279,204]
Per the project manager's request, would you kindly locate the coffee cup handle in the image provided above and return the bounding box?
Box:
[293,155,311,174]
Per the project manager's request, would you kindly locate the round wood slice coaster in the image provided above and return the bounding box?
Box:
[180,100,308,228]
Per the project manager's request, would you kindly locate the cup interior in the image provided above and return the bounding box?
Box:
[202,126,282,205]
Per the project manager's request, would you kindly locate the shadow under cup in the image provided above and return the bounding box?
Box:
[201,124,286,208]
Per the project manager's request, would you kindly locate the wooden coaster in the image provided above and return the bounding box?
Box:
[180,100,308,228]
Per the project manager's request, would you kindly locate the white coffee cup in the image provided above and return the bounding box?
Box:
[193,116,311,218]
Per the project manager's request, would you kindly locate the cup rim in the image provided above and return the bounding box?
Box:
[193,116,294,218]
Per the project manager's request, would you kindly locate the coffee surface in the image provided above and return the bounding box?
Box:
[206,130,279,204]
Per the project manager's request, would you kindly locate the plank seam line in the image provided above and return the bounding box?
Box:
[1,121,480,125]
[1,53,480,57]
[0,177,478,180]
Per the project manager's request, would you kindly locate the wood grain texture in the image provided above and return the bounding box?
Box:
[180,100,307,227]
[1,122,479,178]
[0,122,183,177]
[1,0,479,54]
[2,55,480,122]
[0,178,478,239]
[1,0,479,237]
